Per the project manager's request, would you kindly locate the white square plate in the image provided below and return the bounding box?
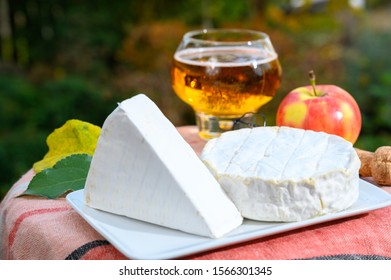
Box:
[66,179,391,260]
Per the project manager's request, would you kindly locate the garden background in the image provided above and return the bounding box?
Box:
[1,0,391,201]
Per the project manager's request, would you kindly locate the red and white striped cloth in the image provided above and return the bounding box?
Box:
[1,126,391,260]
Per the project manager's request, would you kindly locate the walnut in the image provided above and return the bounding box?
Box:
[370,146,391,186]
[355,148,374,177]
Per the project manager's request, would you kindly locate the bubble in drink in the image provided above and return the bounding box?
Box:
[171,46,282,116]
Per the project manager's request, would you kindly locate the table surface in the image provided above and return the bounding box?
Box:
[1,126,391,260]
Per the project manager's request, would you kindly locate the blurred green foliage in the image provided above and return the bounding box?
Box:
[343,26,391,149]
[1,0,391,200]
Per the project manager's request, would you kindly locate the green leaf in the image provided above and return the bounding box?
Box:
[21,154,92,199]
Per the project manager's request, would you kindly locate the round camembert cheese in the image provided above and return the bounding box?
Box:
[200,126,361,222]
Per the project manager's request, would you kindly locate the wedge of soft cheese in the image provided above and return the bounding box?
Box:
[200,126,361,222]
[84,94,242,238]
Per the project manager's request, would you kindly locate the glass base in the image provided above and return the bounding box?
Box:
[195,112,241,139]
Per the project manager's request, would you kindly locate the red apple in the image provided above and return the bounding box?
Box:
[276,71,362,144]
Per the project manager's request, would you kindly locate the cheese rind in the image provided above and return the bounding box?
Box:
[84,94,243,238]
[200,126,360,222]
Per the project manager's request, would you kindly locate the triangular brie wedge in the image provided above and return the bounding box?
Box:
[84,94,243,238]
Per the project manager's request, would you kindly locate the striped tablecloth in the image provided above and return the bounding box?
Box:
[1,126,391,260]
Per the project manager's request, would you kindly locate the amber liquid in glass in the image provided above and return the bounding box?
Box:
[171,46,282,118]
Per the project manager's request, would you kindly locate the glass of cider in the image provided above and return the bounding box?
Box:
[171,29,282,139]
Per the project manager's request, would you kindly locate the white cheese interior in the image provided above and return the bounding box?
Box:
[84,94,243,238]
[200,126,360,222]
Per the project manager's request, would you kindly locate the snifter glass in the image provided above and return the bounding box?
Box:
[171,29,282,139]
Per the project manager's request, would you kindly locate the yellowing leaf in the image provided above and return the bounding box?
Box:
[33,119,100,173]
